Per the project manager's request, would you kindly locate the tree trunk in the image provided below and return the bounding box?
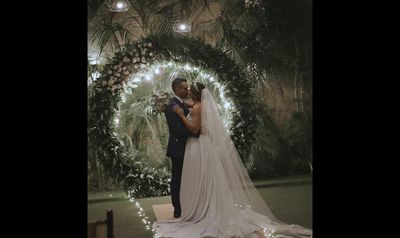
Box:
[110,13,123,52]
[300,43,309,113]
[300,72,305,112]
[88,146,100,190]
[294,37,302,112]
[113,31,123,51]
[294,62,299,112]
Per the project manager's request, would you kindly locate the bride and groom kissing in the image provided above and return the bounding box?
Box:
[152,78,312,238]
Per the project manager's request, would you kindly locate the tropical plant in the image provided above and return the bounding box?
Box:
[88,35,258,197]
[88,0,313,188]
[88,0,214,58]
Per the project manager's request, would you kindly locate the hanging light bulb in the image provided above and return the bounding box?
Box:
[107,0,131,12]
[173,22,191,33]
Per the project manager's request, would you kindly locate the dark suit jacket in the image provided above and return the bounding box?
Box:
[165,97,198,158]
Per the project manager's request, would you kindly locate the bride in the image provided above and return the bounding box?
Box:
[152,82,312,238]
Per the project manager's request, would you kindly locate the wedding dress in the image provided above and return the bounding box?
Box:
[152,89,312,238]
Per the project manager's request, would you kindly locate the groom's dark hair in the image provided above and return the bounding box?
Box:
[172,78,187,93]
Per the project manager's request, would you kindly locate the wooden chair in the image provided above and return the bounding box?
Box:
[88,209,114,238]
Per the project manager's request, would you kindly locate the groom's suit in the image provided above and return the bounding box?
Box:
[165,96,198,217]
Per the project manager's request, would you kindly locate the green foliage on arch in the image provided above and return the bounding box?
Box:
[88,34,258,198]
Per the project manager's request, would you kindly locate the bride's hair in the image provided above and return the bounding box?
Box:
[190,82,205,101]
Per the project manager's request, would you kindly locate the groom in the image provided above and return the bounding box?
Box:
[164,78,197,218]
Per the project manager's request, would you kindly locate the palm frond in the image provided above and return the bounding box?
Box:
[89,11,138,56]
[153,2,181,35]
[88,0,108,20]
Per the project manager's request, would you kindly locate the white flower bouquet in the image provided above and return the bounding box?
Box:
[151,91,173,114]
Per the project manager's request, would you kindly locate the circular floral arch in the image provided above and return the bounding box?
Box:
[88,34,258,198]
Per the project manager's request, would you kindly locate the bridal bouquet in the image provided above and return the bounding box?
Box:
[151,91,173,114]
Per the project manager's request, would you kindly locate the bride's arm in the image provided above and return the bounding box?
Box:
[173,104,201,135]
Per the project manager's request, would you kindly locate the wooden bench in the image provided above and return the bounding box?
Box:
[88,209,114,238]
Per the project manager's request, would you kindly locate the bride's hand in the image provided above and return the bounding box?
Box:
[173,105,185,117]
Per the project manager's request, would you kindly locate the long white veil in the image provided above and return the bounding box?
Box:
[200,89,312,237]
[201,89,278,220]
